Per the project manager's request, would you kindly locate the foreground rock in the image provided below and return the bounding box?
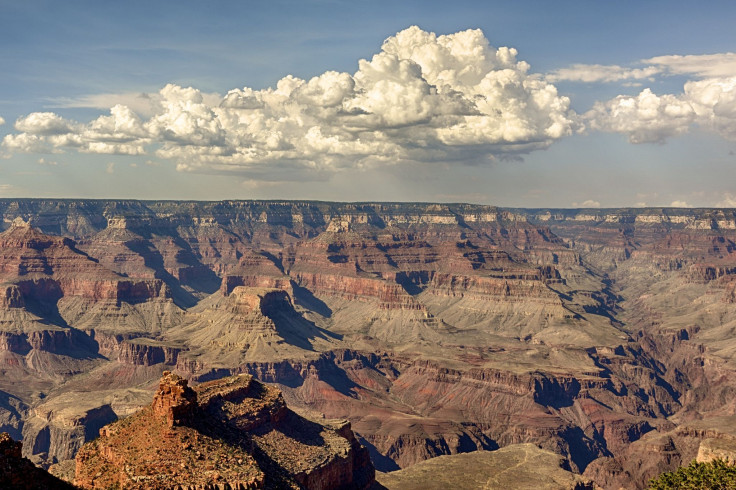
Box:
[374,443,594,490]
[74,372,375,489]
[0,432,75,489]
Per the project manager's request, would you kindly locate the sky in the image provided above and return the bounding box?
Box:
[1,0,735,208]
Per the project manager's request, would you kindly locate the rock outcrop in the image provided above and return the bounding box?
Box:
[0,432,75,489]
[697,438,736,463]
[74,372,375,489]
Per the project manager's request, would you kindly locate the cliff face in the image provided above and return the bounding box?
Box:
[1,200,736,489]
[74,372,375,489]
[0,219,169,305]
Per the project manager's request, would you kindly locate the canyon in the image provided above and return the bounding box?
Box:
[0,199,735,488]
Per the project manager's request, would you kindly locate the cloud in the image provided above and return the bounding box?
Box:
[15,112,76,135]
[684,77,736,139]
[106,162,115,174]
[1,26,578,179]
[547,64,659,83]
[716,193,736,207]
[3,106,148,155]
[586,76,736,143]
[572,199,601,208]
[38,157,57,166]
[644,53,736,78]
[670,200,692,208]
[551,52,736,143]
[586,88,696,143]
[548,53,736,84]
[0,116,4,126]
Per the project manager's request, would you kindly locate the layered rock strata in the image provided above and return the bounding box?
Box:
[0,200,735,489]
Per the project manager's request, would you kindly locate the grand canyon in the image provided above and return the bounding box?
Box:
[1,199,736,488]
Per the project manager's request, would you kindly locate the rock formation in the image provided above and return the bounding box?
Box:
[0,200,735,488]
[74,372,375,489]
[0,431,75,489]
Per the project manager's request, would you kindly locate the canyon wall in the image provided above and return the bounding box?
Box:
[0,200,734,488]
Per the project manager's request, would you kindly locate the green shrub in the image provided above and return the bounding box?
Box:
[649,459,736,489]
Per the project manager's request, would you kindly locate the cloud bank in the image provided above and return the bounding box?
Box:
[6,27,735,175]
[550,53,736,143]
[1,26,577,179]
[587,76,736,143]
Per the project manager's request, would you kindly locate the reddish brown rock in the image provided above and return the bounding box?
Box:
[74,372,375,489]
[2,201,736,489]
[152,371,197,427]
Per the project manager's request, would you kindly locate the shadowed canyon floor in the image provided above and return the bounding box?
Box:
[0,200,735,488]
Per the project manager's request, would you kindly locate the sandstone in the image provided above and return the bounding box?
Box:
[0,200,735,490]
[74,372,375,489]
[697,438,736,463]
[152,371,197,427]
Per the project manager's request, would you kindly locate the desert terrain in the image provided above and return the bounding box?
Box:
[0,199,735,488]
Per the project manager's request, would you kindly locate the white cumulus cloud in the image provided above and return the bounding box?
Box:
[670,200,692,208]
[1,26,578,179]
[684,77,736,139]
[586,77,736,143]
[554,52,736,143]
[586,88,696,143]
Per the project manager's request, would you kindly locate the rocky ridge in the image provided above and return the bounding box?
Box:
[74,371,374,489]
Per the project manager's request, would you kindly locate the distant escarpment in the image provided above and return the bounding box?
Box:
[75,371,375,489]
[0,200,736,489]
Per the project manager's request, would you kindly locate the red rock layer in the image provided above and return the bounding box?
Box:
[74,372,375,489]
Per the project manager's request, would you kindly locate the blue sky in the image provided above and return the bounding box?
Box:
[1,0,735,207]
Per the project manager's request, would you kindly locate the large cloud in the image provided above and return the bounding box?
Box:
[1,26,577,178]
[586,77,736,143]
[564,52,736,143]
[586,89,695,143]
